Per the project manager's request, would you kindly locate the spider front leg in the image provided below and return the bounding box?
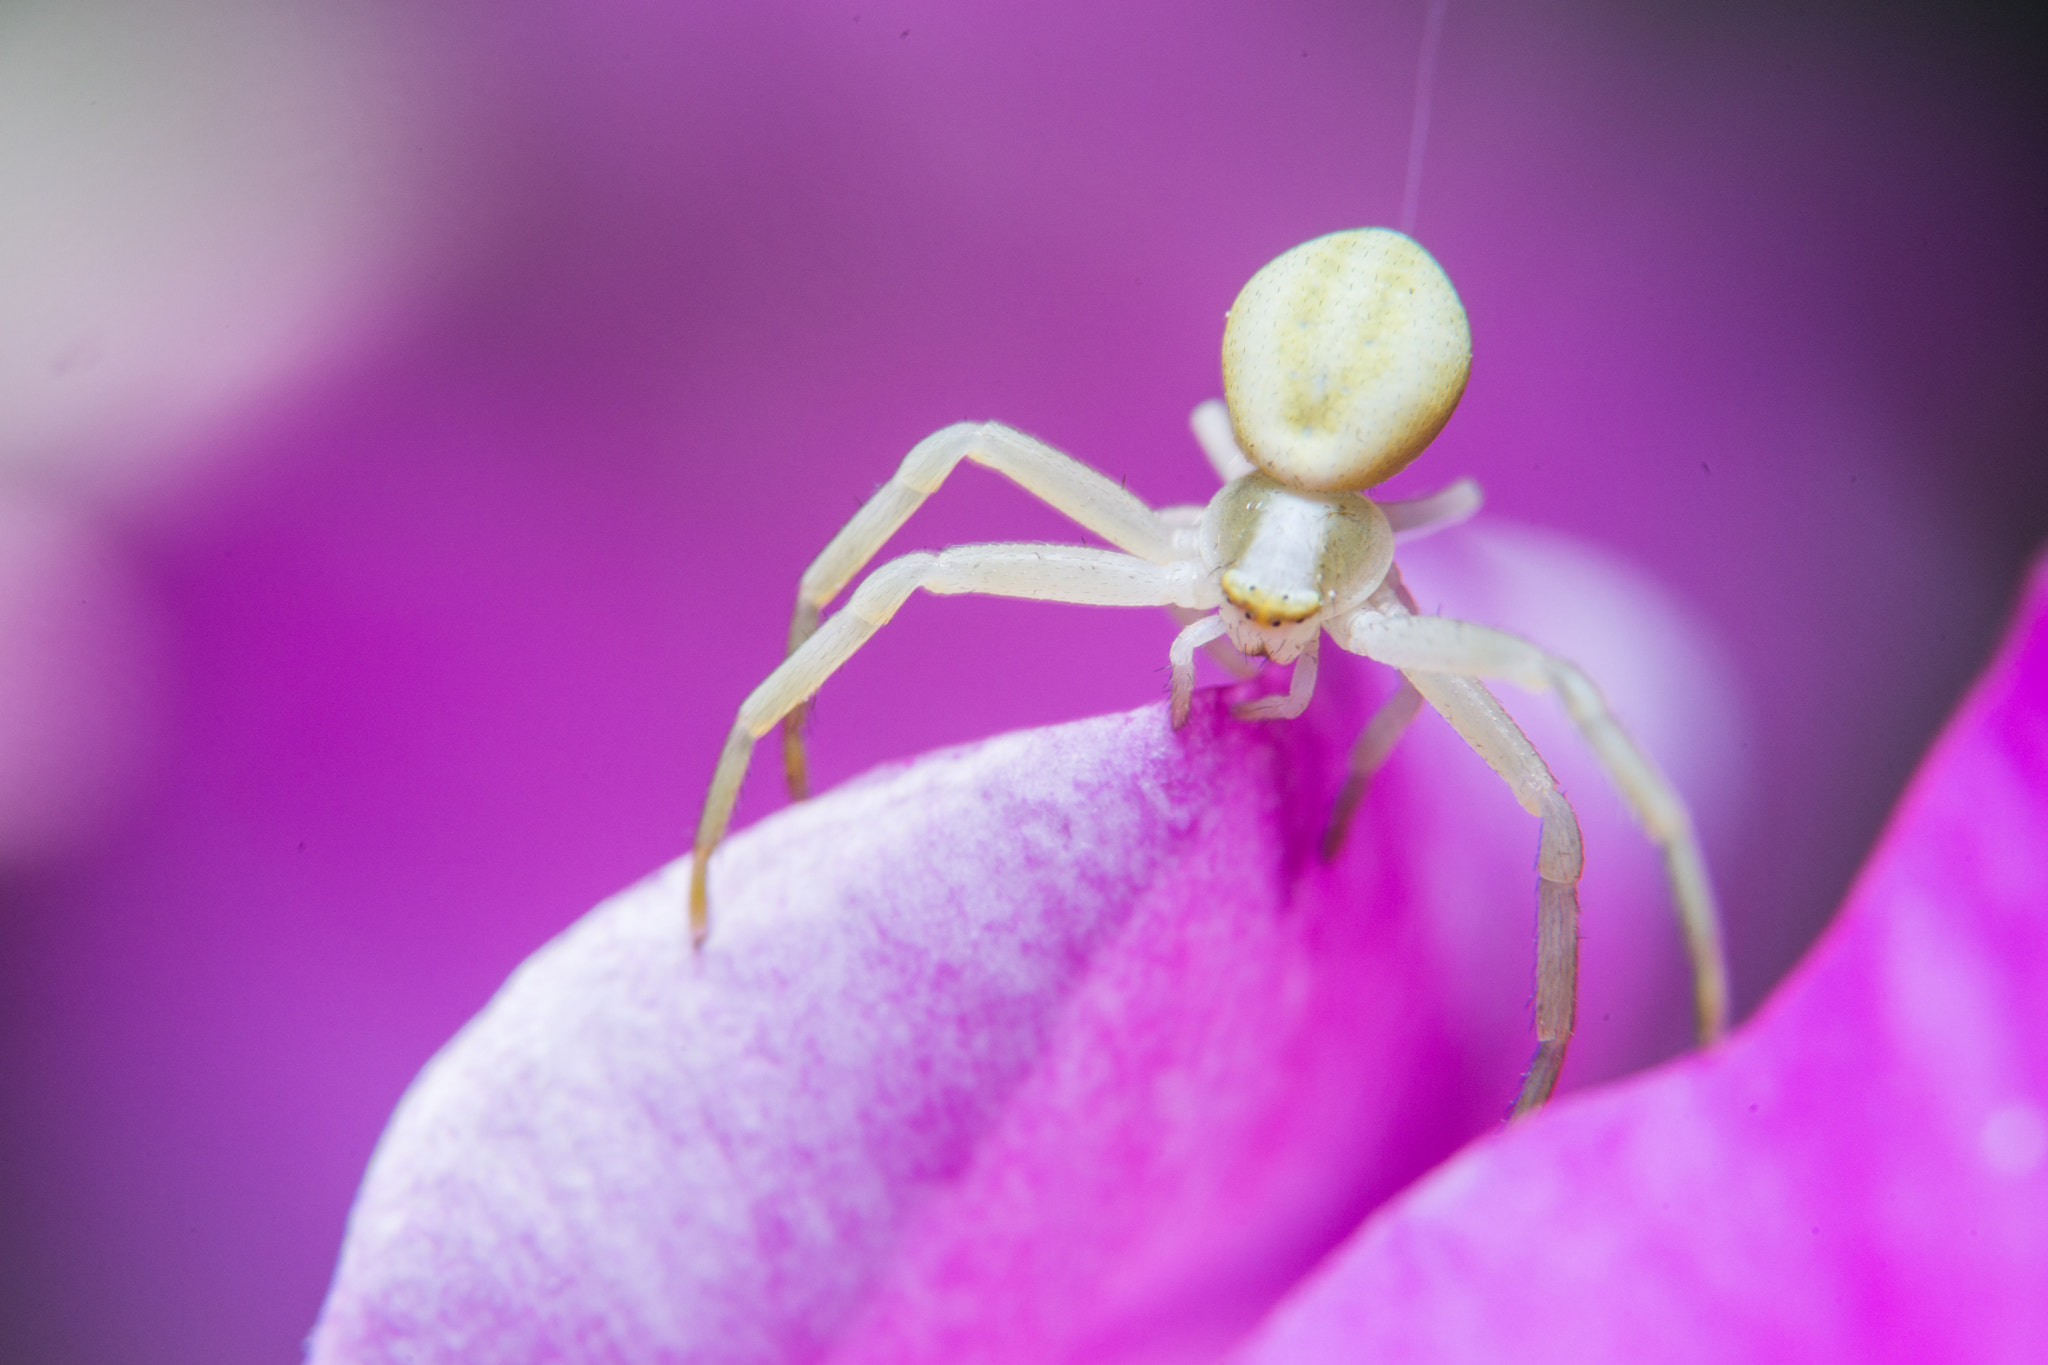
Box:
[778,422,1190,800]
[693,542,1212,946]
[1341,595,1732,1051]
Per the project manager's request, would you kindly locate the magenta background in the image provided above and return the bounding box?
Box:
[2,2,2043,1362]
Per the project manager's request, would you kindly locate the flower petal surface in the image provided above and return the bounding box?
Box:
[1234,564,2048,1364]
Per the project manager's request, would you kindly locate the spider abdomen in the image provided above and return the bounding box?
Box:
[1221,228,1471,493]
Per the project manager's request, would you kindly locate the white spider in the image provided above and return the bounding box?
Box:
[688,228,1729,1115]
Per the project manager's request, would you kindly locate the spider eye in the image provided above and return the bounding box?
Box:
[1220,569,1320,624]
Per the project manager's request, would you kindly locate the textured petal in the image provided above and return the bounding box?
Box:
[310,696,1437,1363]
[309,529,1735,1364]
[1234,562,2048,1363]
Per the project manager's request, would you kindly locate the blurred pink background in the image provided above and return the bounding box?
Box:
[0,1,2041,1360]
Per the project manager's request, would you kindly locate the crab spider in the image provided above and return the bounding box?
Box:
[689,227,1729,1116]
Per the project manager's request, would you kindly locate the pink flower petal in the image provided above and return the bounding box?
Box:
[1233,563,2048,1363]
[308,533,1733,1363]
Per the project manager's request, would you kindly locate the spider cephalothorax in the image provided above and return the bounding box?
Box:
[1205,472,1391,661]
[690,228,1729,1116]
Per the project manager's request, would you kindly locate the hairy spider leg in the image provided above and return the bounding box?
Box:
[1332,583,1589,1117]
[1340,588,1732,1061]
[778,423,1189,800]
[693,542,1214,945]
[1401,667,1583,1116]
